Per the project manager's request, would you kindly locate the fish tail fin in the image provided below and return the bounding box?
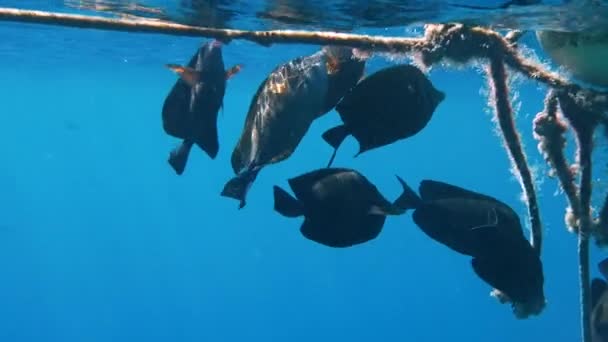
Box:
[225,64,243,80]
[165,64,201,87]
[392,175,423,214]
[322,124,348,149]
[273,186,304,218]
[322,124,348,167]
[168,140,195,175]
[221,168,260,209]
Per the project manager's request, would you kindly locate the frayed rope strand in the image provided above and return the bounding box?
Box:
[533,90,581,232]
[487,55,543,256]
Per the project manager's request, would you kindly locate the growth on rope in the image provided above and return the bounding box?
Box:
[533,90,581,232]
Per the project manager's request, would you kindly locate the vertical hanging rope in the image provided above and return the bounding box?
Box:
[487,54,543,256]
[557,89,600,342]
[576,130,593,342]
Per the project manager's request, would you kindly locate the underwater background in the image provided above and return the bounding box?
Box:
[1,0,608,341]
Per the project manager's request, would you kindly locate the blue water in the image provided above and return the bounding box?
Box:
[1,4,607,341]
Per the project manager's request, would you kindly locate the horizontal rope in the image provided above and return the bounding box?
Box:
[0,7,606,115]
[0,7,426,51]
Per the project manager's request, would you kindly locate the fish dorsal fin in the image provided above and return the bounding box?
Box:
[469,207,499,231]
[419,180,513,214]
[288,168,354,202]
[166,64,201,87]
[420,180,492,202]
[226,64,243,80]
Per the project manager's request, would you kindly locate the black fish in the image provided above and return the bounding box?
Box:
[162,39,242,175]
[221,46,367,208]
[397,179,524,257]
[322,64,445,167]
[273,168,409,248]
[398,179,545,317]
[592,258,608,342]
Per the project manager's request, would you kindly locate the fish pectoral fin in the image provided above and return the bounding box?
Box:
[467,211,502,250]
[168,140,195,175]
[225,64,243,80]
[469,208,499,231]
[221,168,260,209]
[368,205,390,216]
[469,224,495,231]
[165,64,201,87]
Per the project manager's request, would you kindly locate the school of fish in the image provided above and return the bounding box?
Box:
[161,39,545,319]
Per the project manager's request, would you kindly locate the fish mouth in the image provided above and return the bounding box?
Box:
[211,40,223,48]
